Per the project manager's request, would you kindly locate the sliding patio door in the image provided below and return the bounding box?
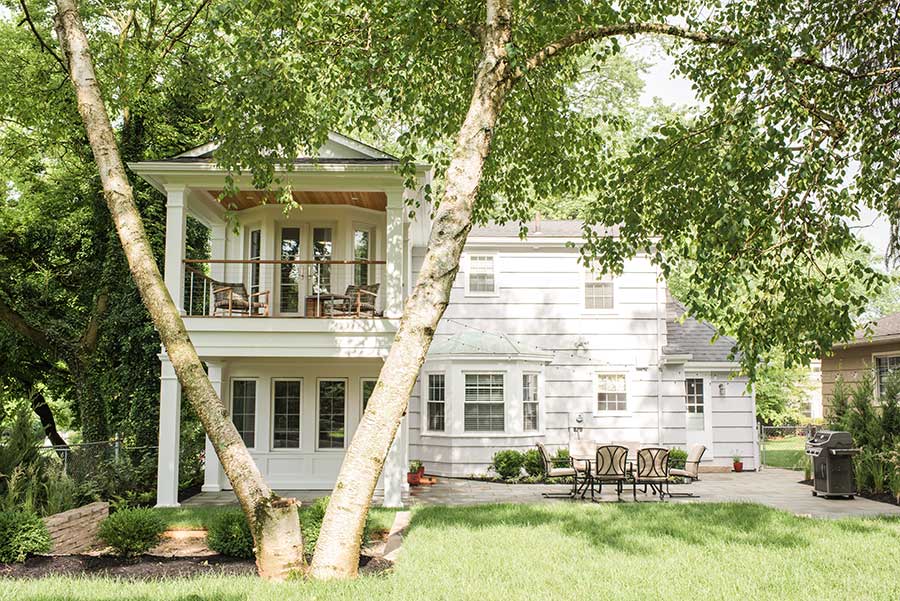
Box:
[278,227,303,314]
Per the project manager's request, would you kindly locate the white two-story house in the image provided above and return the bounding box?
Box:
[131,134,758,509]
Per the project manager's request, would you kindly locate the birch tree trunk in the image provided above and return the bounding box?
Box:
[52,0,304,580]
[309,0,515,580]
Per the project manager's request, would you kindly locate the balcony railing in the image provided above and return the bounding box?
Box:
[183,259,386,318]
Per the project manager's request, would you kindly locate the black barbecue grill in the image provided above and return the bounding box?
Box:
[805,430,859,498]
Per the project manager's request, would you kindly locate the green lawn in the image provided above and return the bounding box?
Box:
[763,435,809,470]
[6,502,900,601]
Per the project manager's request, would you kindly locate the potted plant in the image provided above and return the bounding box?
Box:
[408,460,424,485]
[732,453,744,473]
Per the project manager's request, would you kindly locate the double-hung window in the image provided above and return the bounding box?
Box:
[464,373,504,432]
[584,271,614,310]
[318,379,346,449]
[467,255,497,295]
[875,355,900,398]
[426,374,446,432]
[596,373,627,412]
[231,380,256,447]
[523,373,539,431]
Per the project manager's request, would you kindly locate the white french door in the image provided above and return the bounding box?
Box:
[685,375,713,451]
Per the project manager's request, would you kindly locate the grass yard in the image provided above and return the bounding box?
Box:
[5,502,900,601]
[762,435,809,470]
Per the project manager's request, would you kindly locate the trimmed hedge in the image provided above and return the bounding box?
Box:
[98,508,165,557]
[0,511,51,563]
[522,449,544,477]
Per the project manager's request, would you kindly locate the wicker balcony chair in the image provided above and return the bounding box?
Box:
[591,445,629,502]
[328,283,380,317]
[212,282,270,317]
[632,447,670,501]
[536,442,577,498]
[668,444,706,497]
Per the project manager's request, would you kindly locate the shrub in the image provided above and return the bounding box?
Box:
[207,509,254,559]
[552,448,571,467]
[0,510,51,563]
[301,496,372,555]
[491,450,525,480]
[98,508,165,557]
[668,448,688,472]
[522,449,544,477]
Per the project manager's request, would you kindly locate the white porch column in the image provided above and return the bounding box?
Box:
[164,185,188,313]
[383,414,409,508]
[384,190,405,319]
[156,354,182,507]
[202,362,225,492]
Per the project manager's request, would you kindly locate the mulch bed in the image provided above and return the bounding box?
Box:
[799,478,899,506]
[1,554,391,580]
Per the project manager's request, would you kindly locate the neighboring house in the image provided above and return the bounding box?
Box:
[822,311,900,407]
[131,134,758,509]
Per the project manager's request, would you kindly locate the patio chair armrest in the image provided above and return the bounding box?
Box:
[247,290,270,300]
[212,285,234,295]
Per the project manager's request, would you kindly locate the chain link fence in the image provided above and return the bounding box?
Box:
[759,424,816,472]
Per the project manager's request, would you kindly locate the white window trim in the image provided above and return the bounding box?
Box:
[230,377,259,450]
[360,377,377,415]
[871,352,900,402]
[316,377,348,451]
[462,371,506,433]
[522,371,541,432]
[424,372,447,433]
[270,378,303,451]
[581,269,617,314]
[593,370,630,417]
[464,253,500,297]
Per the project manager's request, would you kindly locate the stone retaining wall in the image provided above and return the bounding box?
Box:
[42,501,109,555]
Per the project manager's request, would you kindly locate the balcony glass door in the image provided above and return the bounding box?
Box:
[311,227,333,295]
[279,227,303,314]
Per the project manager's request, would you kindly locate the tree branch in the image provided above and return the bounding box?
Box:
[0,296,52,349]
[18,0,69,73]
[78,289,109,355]
[511,22,736,81]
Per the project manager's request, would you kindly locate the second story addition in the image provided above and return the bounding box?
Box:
[130,133,431,358]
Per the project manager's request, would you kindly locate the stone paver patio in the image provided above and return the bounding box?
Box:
[183,468,900,520]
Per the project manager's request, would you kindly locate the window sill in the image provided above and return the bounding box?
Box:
[418,432,545,439]
[592,411,631,418]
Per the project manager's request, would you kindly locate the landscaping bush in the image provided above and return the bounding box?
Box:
[669,448,688,472]
[0,510,51,563]
[522,449,544,477]
[98,508,166,557]
[491,450,525,480]
[207,509,254,559]
[301,496,374,555]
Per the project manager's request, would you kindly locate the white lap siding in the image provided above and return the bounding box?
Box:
[408,238,758,476]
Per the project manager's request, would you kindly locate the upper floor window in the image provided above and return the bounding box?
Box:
[466,255,497,295]
[523,373,539,431]
[596,373,627,412]
[584,271,614,310]
[426,374,446,432]
[464,373,505,431]
[231,379,256,447]
[248,229,261,297]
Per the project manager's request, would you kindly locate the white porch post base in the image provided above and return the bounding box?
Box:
[156,354,182,507]
[382,414,409,508]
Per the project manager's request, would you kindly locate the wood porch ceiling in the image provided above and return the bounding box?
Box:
[207,189,387,211]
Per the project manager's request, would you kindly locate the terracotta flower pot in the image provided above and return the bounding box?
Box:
[733,461,744,473]
[407,471,421,485]
[417,466,425,477]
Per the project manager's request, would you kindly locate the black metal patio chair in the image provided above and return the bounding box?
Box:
[591,444,628,502]
[536,442,577,498]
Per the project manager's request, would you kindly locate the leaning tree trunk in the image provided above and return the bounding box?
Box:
[309,0,514,580]
[53,0,304,580]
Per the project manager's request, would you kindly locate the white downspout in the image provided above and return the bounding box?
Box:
[656,264,664,446]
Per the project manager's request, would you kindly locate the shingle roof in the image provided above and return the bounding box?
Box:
[469,220,618,238]
[851,311,900,342]
[663,293,739,363]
